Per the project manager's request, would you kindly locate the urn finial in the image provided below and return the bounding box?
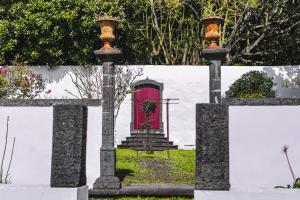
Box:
[201,16,224,49]
[97,16,119,50]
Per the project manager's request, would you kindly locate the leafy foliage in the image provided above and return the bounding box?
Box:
[0,0,299,65]
[0,0,123,66]
[142,100,157,116]
[225,70,276,98]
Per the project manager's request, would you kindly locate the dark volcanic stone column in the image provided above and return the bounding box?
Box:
[202,48,228,104]
[93,49,121,190]
[196,104,230,190]
[51,105,87,187]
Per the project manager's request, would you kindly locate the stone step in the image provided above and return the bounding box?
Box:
[121,140,174,146]
[125,137,170,143]
[117,144,178,151]
[130,133,166,138]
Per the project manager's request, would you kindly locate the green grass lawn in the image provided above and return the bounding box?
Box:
[116,149,195,185]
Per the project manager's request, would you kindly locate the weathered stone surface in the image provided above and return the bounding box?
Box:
[93,176,120,190]
[202,48,229,104]
[90,184,194,198]
[0,99,101,107]
[93,48,121,190]
[196,104,230,190]
[51,105,87,187]
[222,98,300,105]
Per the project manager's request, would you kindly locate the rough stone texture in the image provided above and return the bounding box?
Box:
[222,98,300,105]
[93,176,121,190]
[202,48,229,104]
[51,105,87,187]
[89,184,194,198]
[0,99,101,107]
[196,104,230,190]
[93,48,121,190]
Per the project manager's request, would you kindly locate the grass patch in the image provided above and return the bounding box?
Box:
[116,149,195,185]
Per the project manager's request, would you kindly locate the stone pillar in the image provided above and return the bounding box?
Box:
[202,48,229,104]
[93,49,121,190]
[196,104,230,190]
[51,105,87,187]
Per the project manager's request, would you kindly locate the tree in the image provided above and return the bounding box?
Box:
[0,0,299,66]
[225,70,276,98]
[0,0,123,66]
[65,65,144,124]
[121,0,203,65]
[224,0,300,65]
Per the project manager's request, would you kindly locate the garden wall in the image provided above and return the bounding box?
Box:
[29,65,300,149]
[0,100,101,187]
[195,99,300,200]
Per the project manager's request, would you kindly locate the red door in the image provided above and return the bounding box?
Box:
[134,85,160,129]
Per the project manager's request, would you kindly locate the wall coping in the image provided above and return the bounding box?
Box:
[0,99,102,107]
[221,98,300,106]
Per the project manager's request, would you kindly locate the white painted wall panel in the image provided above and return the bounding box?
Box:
[229,106,300,190]
[0,107,102,187]
[29,65,300,148]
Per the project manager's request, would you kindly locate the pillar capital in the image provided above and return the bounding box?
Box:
[202,48,229,66]
[94,48,121,62]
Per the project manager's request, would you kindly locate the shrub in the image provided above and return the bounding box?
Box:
[225,70,276,98]
[0,65,45,99]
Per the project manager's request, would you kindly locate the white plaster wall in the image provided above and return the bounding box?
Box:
[195,189,300,200]
[0,185,88,200]
[29,65,300,148]
[115,66,209,148]
[0,107,102,187]
[229,106,300,190]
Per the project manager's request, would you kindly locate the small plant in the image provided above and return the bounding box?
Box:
[275,145,300,189]
[141,100,157,154]
[0,116,16,184]
[225,70,276,98]
[0,65,45,99]
[142,100,157,114]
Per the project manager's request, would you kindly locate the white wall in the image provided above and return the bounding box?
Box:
[195,190,300,200]
[229,106,300,190]
[0,107,102,187]
[29,65,300,148]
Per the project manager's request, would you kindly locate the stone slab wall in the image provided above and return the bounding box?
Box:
[196,98,300,191]
[0,100,102,187]
[51,105,87,187]
[196,104,229,190]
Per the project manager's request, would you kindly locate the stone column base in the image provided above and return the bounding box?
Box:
[93,176,121,190]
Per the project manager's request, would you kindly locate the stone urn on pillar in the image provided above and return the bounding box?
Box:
[97,16,119,51]
[200,16,224,49]
[201,16,228,104]
[93,16,121,190]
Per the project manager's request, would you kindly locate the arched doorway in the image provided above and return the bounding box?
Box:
[118,78,178,150]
